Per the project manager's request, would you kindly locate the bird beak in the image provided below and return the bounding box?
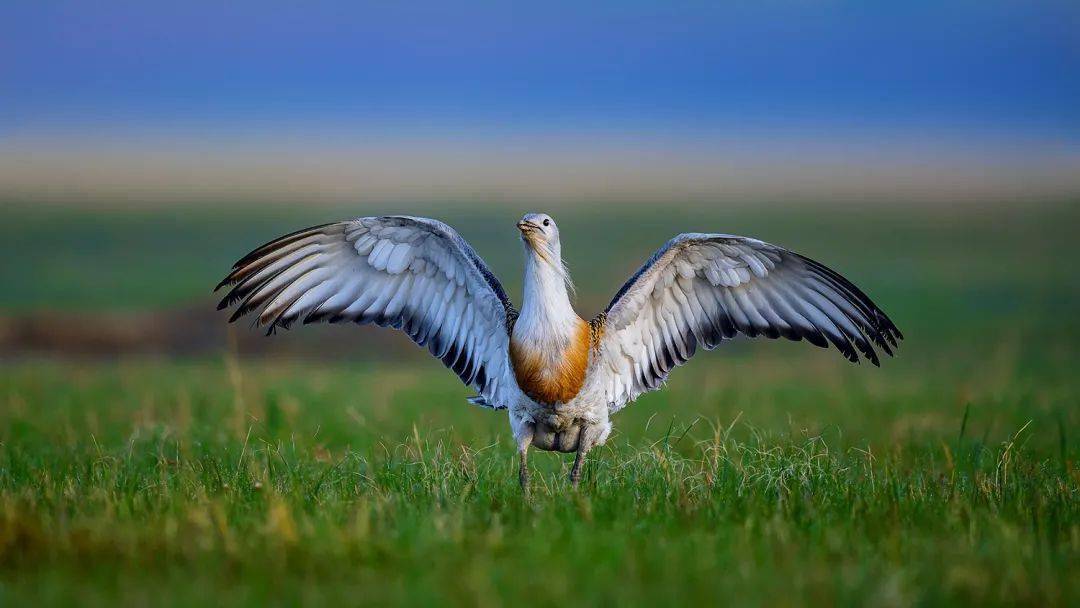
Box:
[517,220,540,234]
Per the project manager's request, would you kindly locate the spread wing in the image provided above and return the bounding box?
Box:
[215,216,522,409]
[590,233,902,412]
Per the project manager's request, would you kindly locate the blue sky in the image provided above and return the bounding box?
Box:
[2,2,1078,202]
[3,1,1078,137]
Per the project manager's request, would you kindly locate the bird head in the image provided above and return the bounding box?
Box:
[518,212,574,294]
[517,213,562,255]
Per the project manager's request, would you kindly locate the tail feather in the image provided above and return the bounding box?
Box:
[466,395,506,410]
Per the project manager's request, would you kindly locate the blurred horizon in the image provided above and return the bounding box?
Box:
[3,2,1078,203]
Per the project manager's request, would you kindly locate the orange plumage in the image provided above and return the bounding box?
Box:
[510,318,594,404]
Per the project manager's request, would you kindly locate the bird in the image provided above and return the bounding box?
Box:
[215,213,902,491]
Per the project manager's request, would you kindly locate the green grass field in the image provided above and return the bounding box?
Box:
[1,200,1078,605]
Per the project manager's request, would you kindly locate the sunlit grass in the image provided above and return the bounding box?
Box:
[1,348,1076,606]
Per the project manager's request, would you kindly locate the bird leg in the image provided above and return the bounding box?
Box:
[569,427,597,489]
[569,451,585,488]
[517,428,534,497]
[519,448,530,496]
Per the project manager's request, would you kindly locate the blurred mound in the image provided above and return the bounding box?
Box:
[0,306,417,359]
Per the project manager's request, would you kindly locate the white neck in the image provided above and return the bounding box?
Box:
[515,246,579,344]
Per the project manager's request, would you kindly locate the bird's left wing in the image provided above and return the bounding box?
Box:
[589,233,902,412]
[216,216,521,409]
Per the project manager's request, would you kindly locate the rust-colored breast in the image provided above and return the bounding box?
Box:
[510,319,593,405]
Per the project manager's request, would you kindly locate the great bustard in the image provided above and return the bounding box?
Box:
[216,213,902,491]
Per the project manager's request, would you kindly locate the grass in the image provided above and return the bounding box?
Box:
[1,344,1077,606]
[1,199,1079,605]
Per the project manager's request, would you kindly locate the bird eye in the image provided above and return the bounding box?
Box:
[542,219,550,226]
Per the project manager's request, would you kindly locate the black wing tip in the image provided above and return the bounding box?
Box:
[227,306,249,323]
[211,219,341,295]
[846,323,902,367]
[263,316,296,336]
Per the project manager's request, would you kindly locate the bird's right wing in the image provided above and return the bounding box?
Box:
[216,216,522,409]
[589,233,902,412]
